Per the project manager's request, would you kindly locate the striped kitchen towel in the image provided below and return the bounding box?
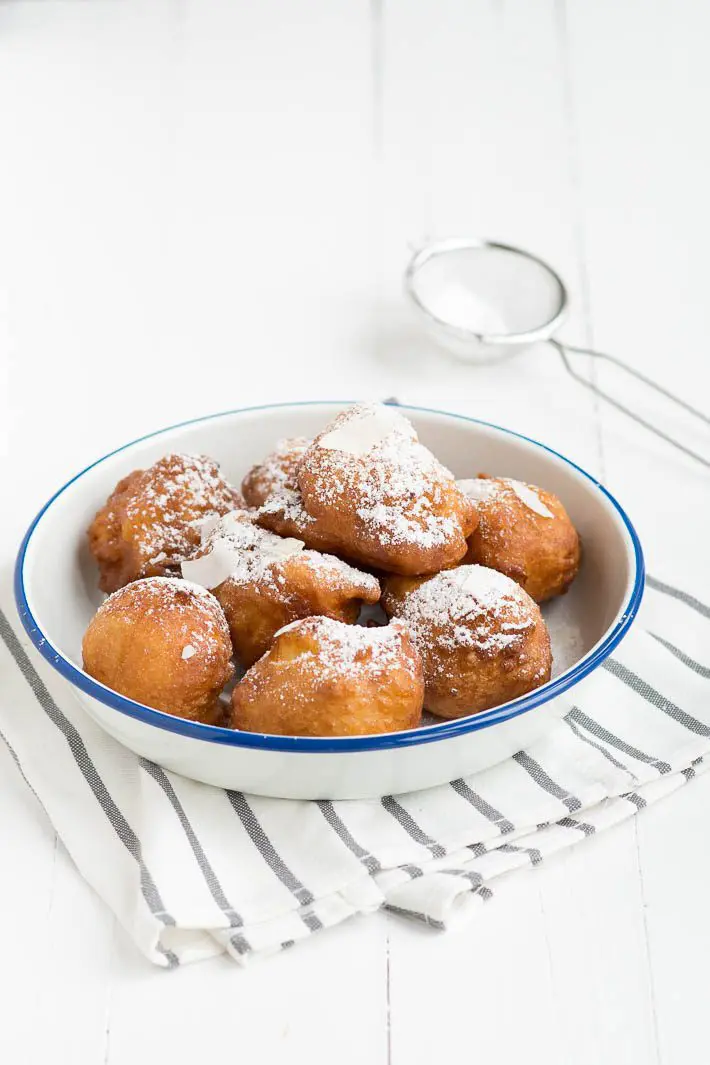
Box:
[0,574,708,968]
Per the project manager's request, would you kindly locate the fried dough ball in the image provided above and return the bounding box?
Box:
[231,616,424,737]
[296,404,477,576]
[82,577,234,724]
[459,476,581,602]
[88,453,242,593]
[242,437,342,553]
[382,565,551,719]
[241,436,309,512]
[181,511,381,667]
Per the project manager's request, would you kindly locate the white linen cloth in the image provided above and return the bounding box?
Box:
[1,575,708,968]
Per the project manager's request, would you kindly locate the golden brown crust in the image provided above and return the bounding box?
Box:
[241,437,309,509]
[88,453,242,593]
[231,616,424,737]
[181,510,382,668]
[460,476,581,603]
[382,566,551,719]
[82,577,234,723]
[81,419,578,739]
[242,437,345,553]
[296,406,477,576]
[215,550,381,668]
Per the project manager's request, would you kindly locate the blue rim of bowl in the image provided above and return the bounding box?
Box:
[14,401,645,753]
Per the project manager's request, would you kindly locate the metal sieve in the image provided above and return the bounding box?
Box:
[404,237,709,468]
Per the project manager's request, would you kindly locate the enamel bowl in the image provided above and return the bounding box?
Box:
[15,403,644,799]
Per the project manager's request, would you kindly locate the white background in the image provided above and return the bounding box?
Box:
[1,2,709,1063]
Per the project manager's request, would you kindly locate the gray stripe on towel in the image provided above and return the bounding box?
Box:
[650,633,710,679]
[385,904,446,930]
[450,779,515,834]
[467,842,488,858]
[567,706,672,774]
[0,608,180,965]
[381,795,447,859]
[316,800,382,874]
[399,863,425,879]
[440,870,493,901]
[603,659,710,738]
[226,790,323,932]
[558,816,595,836]
[647,576,710,619]
[437,874,493,902]
[565,715,634,775]
[441,868,484,888]
[0,724,51,815]
[512,751,582,812]
[155,943,180,969]
[139,759,250,953]
[498,842,544,866]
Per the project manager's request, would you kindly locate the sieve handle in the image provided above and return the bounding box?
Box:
[551,339,710,469]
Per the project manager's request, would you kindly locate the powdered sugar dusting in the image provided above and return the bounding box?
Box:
[181,511,305,590]
[121,453,240,569]
[261,488,315,528]
[249,437,317,529]
[448,564,524,599]
[457,478,500,502]
[192,513,224,543]
[317,403,412,455]
[95,576,231,662]
[507,479,554,518]
[181,510,379,605]
[270,616,416,681]
[298,551,381,597]
[391,565,536,658]
[102,575,222,608]
[349,437,459,548]
[458,476,553,519]
[306,406,464,550]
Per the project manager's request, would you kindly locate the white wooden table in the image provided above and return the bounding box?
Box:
[1,3,709,1063]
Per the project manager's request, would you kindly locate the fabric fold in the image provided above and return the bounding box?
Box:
[1,576,708,967]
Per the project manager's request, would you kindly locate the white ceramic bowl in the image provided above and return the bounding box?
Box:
[15,403,644,799]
